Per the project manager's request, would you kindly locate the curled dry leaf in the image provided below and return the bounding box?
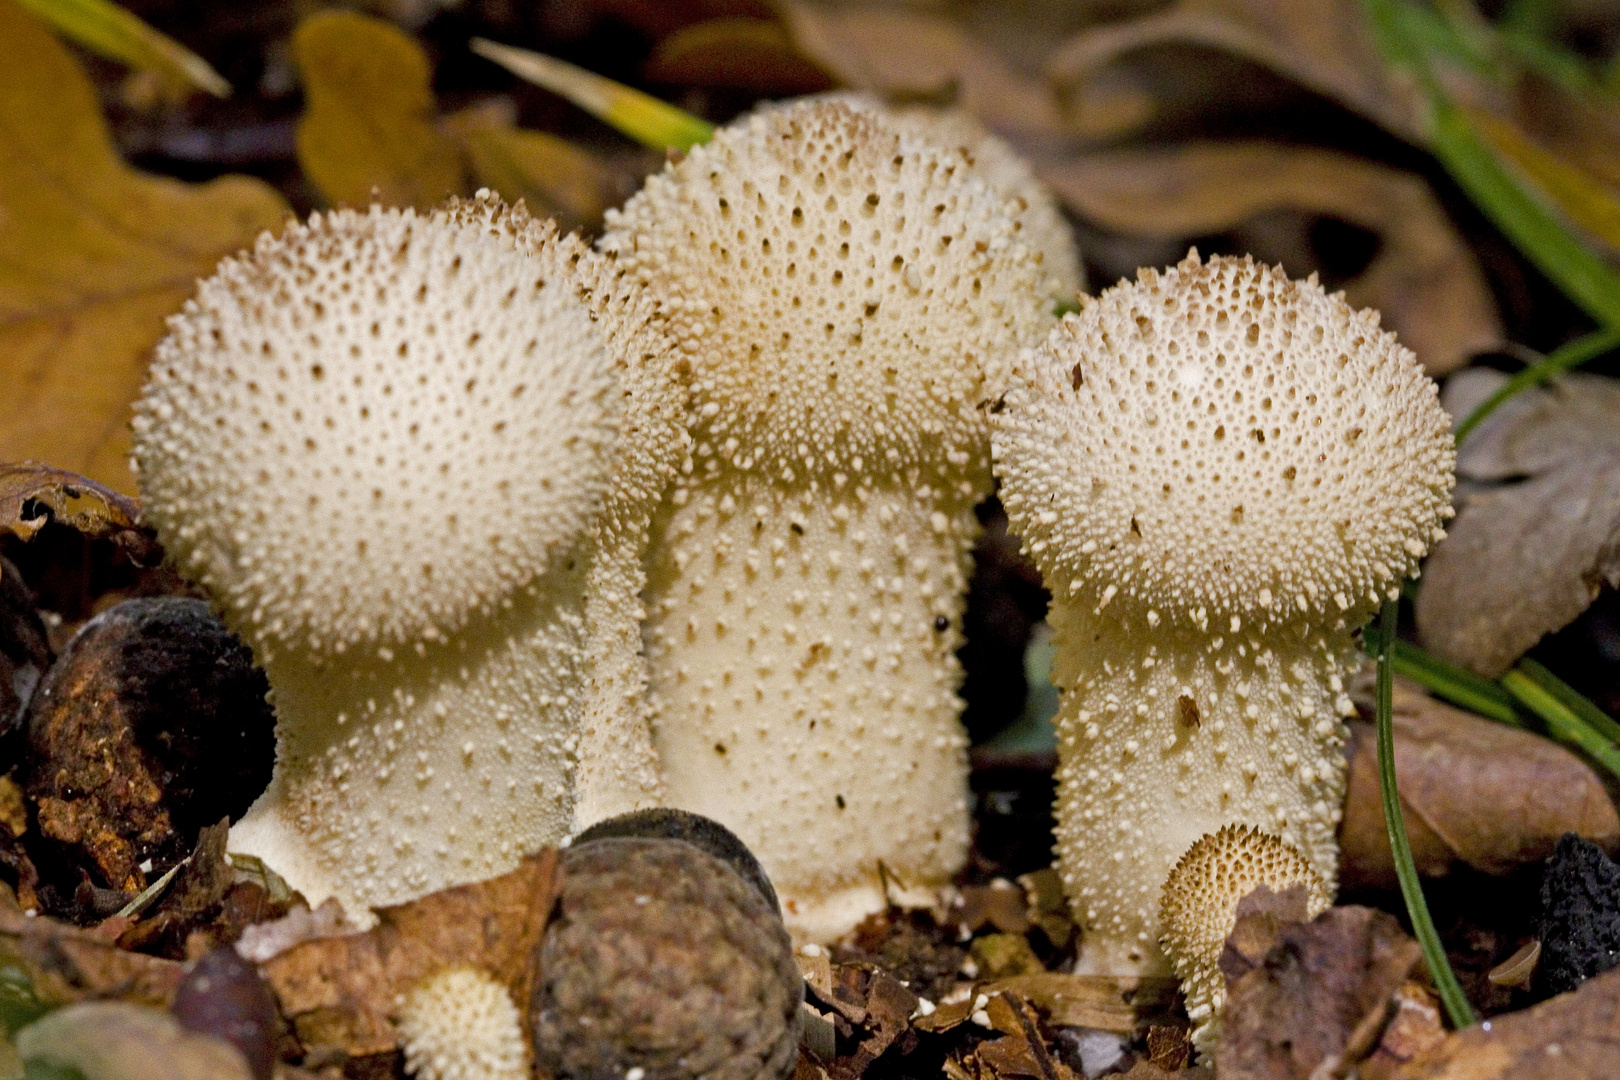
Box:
[1043,0,1423,142]
[1217,905,1422,1080]
[15,999,255,1080]
[258,849,557,1065]
[0,0,289,493]
[0,463,150,552]
[1039,142,1499,375]
[0,884,184,1008]
[1339,678,1619,891]
[292,10,464,211]
[1392,964,1620,1078]
[1417,369,1620,676]
[777,2,1066,136]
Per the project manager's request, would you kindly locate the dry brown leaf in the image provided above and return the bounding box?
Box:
[260,849,557,1063]
[0,884,184,1008]
[1217,905,1422,1080]
[15,1000,255,1080]
[1360,982,1447,1080]
[1039,142,1500,374]
[0,463,152,553]
[1044,0,1424,142]
[645,16,834,95]
[1340,678,1619,890]
[1417,369,1620,676]
[0,0,289,493]
[981,972,1179,1033]
[1393,963,1620,1078]
[292,10,465,211]
[777,2,1066,137]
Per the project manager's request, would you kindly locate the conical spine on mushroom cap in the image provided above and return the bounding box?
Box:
[134,196,624,913]
[600,98,1051,937]
[990,252,1454,972]
[1159,825,1329,1055]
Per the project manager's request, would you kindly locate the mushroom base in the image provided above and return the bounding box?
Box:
[1048,602,1354,975]
[230,556,590,917]
[642,475,977,941]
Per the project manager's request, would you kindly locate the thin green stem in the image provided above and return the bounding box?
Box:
[1454,327,1620,442]
[1501,667,1620,783]
[1375,602,1478,1029]
[1389,639,1522,725]
[1516,657,1620,744]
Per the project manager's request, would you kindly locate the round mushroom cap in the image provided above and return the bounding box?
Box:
[396,967,530,1080]
[134,197,618,658]
[533,837,802,1080]
[600,97,1049,484]
[993,251,1455,632]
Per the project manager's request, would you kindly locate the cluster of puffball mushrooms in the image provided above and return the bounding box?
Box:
[130,92,1455,1070]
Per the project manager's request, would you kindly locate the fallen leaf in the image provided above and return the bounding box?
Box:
[0,464,156,565]
[259,849,557,1064]
[0,885,184,1009]
[1217,905,1422,1080]
[1339,678,1619,891]
[1360,982,1447,1080]
[1417,369,1620,676]
[442,102,623,234]
[292,10,464,211]
[0,0,288,492]
[1043,0,1425,143]
[1392,963,1620,1078]
[802,960,918,1080]
[1039,142,1500,374]
[778,3,1066,136]
[982,972,1180,1033]
[644,17,835,95]
[15,999,254,1080]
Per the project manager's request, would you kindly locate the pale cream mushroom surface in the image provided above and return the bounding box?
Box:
[599,98,1053,939]
[991,252,1454,974]
[133,196,627,914]
[396,967,530,1080]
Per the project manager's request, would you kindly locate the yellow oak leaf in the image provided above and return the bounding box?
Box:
[0,0,289,493]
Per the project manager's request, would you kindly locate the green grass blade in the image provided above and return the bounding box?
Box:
[1516,657,1620,744]
[15,0,230,97]
[1502,666,1620,783]
[470,38,714,152]
[1453,326,1620,442]
[1375,602,1478,1029]
[1388,640,1522,724]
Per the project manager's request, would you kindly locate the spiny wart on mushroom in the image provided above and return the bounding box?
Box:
[133,195,637,915]
[599,97,1053,939]
[990,251,1454,976]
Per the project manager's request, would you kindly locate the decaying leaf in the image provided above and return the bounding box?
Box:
[1359,982,1447,1080]
[947,991,1084,1080]
[1392,964,1620,1078]
[0,0,289,492]
[1217,905,1422,1080]
[1040,142,1500,374]
[0,464,147,549]
[1043,0,1425,142]
[1339,678,1619,891]
[15,999,255,1080]
[292,10,464,211]
[1417,369,1620,676]
[0,884,184,1009]
[777,2,1066,136]
[259,849,557,1065]
[645,16,835,94]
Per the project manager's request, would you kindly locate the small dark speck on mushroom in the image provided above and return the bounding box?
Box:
[1071,363,1084,389]
[1177,695,1200,728]
[835,795,846,809]
[790,522,804,535]
[715,743,727,755]
[934,615,949,631]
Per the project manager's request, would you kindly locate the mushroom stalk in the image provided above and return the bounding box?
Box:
[601,98,1052,938]
[992,252,1454,975]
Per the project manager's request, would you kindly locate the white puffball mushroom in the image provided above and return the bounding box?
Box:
[396,967,529,1080]
[600,98,1052,939]
[133,196,625,914]
[991,251,1454,974]
[1159,824,1329,1056]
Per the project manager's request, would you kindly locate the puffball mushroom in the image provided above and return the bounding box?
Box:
[397,967,530,1080]
[132,196,625,914]
[599,98,1052,938]
[990,252,1454,974]
[1159,824,1329,1054]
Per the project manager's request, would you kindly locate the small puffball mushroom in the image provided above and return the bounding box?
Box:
[533,827,801,1080]
[397,967,529,1080]
[1159,824,1329,1055]
[599,98,1052,938]
[991,251,1454,975]
[133,195,624,914]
